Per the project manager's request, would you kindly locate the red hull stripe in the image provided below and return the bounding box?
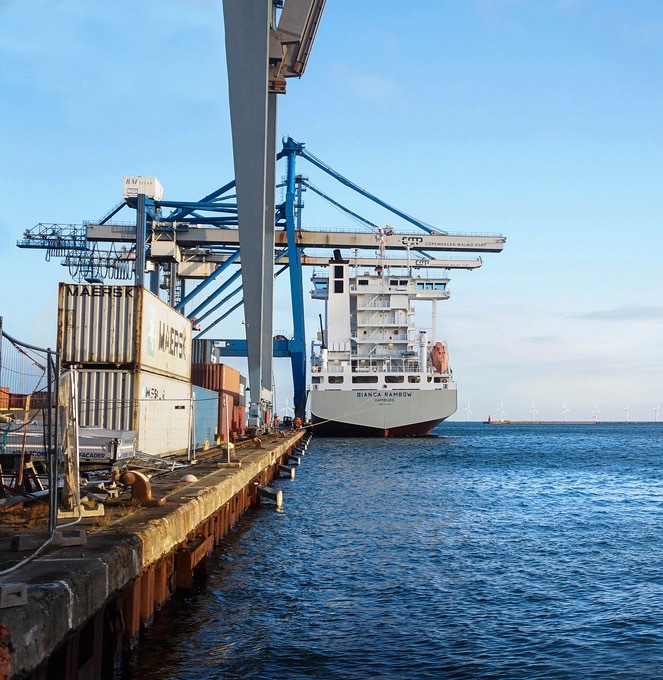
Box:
[311,415,444,437]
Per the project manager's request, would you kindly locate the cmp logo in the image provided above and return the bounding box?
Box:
[401,236,424,246]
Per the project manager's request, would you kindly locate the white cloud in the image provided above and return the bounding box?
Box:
[345,72,402,103]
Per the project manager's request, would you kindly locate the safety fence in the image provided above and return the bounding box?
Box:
[0,318,60,574]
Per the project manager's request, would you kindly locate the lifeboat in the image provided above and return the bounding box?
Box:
[430,342,448,373]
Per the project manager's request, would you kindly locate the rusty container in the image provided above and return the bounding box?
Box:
[191,363,242,401]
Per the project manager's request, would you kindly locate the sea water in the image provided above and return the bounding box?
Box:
[116,423,663,679]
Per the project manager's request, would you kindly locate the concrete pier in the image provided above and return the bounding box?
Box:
[0,431,307,680]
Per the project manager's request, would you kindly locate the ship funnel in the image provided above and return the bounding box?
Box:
[332,249,343,262]
[418,331,428,371]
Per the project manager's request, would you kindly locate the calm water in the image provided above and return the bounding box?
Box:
[117,423,663,679]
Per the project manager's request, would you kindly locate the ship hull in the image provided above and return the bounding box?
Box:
[310,387,457,437]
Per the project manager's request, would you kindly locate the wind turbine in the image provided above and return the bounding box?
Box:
[592,404,600,423]
[280,399,295,418]
[529,402,538,423]
[623,404,630,423]
[654,405,660,423]
[562,403,570,423]
[497,402,507,422]
[463,402,472,422]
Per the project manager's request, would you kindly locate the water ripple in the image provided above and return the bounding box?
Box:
[118,424,663,679]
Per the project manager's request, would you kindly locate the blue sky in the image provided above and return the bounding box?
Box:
[1,0,662,422]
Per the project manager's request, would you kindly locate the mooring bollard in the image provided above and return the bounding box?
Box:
[278,464,296,480]
[256,484,283,509]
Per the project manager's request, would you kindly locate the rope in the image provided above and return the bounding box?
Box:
[305,396,384,429]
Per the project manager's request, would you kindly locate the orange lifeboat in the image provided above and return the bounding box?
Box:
[430,342,448,373]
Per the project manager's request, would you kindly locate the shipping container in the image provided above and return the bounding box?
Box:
[76,369,133,431]
[239,375,247,407]
[191,363,241,400]
[122,176,164,200]
[58,284,191,381]
[136,372,191,457]
[218,393,234,442]
[7,391,52,410]
[192,385,219,450]
[192,339,229,364]
[192,339,213,364]
[76,368,192,457]
[232,403,246,439]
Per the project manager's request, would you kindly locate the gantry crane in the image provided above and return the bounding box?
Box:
[17,1,508,429]
[17,137,505,419]
[222,0,326,429]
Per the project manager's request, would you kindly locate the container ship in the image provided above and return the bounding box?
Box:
[309,251,457,436]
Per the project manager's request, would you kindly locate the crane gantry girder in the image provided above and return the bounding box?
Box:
[207,253,483,269]
[85,223,505,253]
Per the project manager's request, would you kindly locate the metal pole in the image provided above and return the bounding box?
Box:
[135,193,146,288]
[47,349,60,534]
[224,395,230,463]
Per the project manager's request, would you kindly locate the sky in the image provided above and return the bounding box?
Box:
[1,0,662,422]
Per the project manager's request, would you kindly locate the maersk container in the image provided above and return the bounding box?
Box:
[58,284,191,381]
[76,369,133,431]
[137,371,191,457]
[192,385,219,450]
[76,368,192,457]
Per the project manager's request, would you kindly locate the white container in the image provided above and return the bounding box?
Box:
[58,284,192,381]
[122,176,164,201]
[76,368,192,457]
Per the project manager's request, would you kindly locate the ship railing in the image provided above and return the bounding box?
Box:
[356,301,390,309]
[324,364,346,373]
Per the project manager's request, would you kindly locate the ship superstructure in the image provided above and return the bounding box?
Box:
[309,251,457,436]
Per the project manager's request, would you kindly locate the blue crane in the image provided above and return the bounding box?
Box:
[16,137,501,420]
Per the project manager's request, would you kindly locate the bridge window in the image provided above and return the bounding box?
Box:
[312,376,321,384]
[385,375,404,383]
[358,279,368,286]
[328,375,344,384]
[408,376,421,383]
[352,376,379,384]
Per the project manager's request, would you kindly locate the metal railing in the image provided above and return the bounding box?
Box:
[0,317,60,573]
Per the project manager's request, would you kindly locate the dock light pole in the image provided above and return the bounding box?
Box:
[224,394,230,463]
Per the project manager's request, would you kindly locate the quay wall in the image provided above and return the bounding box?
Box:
[0,431,307,680]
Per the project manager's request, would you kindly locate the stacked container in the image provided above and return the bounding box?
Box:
[192,385,219,450]
[58,284,193,457]
[191,363,246,441]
